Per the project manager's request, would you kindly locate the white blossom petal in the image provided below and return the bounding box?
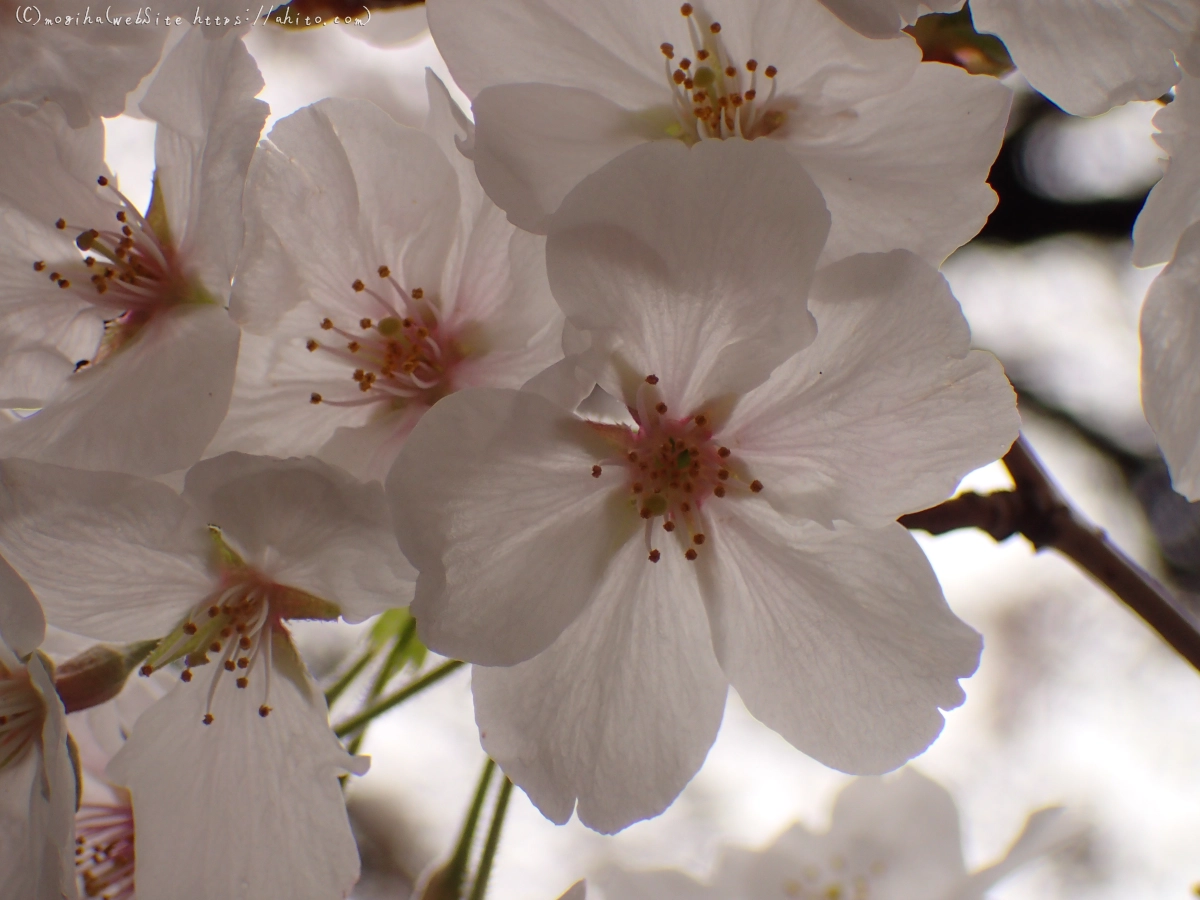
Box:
[793,62,1011,265]
[473,537,727,834]
[470,84,655,234]
[388,387,634,665]
[1133,76,1200,267]
[701,507,981,774]
[817,0,965,37]
[0,654,76,900]
[0,103,113,234]
[545,138,824,412]
[0,458,212,642]
[0,14,165,126]
[971,0,1199,116]
[1140,223,1200,500]
[0,553,43,659]
[182,453,415,621]
[27,655,76,900]
[725,251,1018,526]
[141,28,269,301]
[106,637,362,900]
[0,303,241,476]
[426,0,674,104]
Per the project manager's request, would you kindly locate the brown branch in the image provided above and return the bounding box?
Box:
[900,436,1200,674]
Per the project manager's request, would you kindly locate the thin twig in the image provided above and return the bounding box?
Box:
[900,436,1200,673]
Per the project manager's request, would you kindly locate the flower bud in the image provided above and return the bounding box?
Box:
[53,641,158,714]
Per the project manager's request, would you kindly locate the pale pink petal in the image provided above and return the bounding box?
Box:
[0,303,240,475]
[473,537,727,834]
[388,387,635,666]
[183,453,416,620]
[1133,76,1200,267]
[1140,223,1200,500]
[0,458,212,642]
[546,138,824,412]
[794,62,1011,265]
[725,251,1018,526]
[971,0,1197,116]
[701,506,981,774]
[106,637,362,900]
[141,29,269,301]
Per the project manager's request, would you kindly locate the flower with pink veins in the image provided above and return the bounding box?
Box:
[206,72,563,482]
[0,27,267,476]
[0,453,416,900]
[0,554,77,900]
[386,139,1019,833]
[426,0,1011,263]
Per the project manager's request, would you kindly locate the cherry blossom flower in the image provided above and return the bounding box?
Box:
[426,0,1011,263]
[0,2,165,127]
[592,770,1071,900]
[0,554,77,900]
[0,28,267,476]
[1140,222,1200,501]
[1134,77,1200,266]
[387,139,1019,833]
[0,452,416,900]
[970,0,1200,117]
[206,72,563,481]
[818,0,965,38]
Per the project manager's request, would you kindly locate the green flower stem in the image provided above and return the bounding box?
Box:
[467,775,514,900]
[333,659,464,739]
[324,648,375,708]
[346,620,421,756]
[369,616,418,699]
[443,758,497,897]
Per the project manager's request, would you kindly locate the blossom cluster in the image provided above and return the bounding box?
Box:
[0,0,1194,897]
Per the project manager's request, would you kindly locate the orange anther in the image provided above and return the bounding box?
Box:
[377,265,391,278]
[750,480,764,492]
[685,548,698,560]
[649,549,661,563]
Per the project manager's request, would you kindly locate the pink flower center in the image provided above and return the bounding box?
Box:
[138,529,339,725]
[593,374,763,564]
[37,175,201,370]
[76,800,135,900]
[659,3,788,141]
[0,663,44,770]
[306,266,460,412]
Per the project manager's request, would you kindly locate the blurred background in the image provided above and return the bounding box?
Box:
[102,7,1200,897]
